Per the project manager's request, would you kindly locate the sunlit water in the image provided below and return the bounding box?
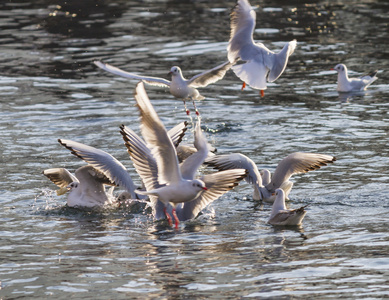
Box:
[1,0,389,298]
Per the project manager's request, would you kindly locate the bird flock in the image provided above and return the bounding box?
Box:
[43,0,378,228]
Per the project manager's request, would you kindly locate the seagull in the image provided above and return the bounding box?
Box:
[94,60,235,115]
[43,165,117,208]
[332,63,378,92]
[205,152,336,203]
[268,188,307,226]
[228,0,297,96]
[120,122,242,223]
[58,139,139,199]
[56,121,188,201]
[120,82,247,228]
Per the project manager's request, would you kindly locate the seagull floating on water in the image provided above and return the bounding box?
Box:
[332,63,378,92]
[268,188,307,226]
[120,82,247,228]
[205,152,336,203]
[94,60,234,115]
[43,165,117,208]
[228,0,297,96]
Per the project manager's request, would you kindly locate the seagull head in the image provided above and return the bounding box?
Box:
[191,179,208,191]
[67,182,79,191]
[168,66,181,77]
[332,64,347,73]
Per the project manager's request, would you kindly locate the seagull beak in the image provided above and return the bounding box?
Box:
[168,71,172,76]
[202,187,208,191]
[330,68,334,70]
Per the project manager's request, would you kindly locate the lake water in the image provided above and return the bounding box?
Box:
[1,0,389,298]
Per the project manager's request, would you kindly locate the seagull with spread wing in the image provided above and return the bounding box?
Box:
[94,60,235,115]
[228,0,297,96]
[206,152,336,203]
[43,165,117,208]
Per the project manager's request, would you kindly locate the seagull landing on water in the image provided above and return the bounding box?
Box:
[268,188,307,226]
[332,63,378,92]
[94,60,235,116]
[205,152,336,203]
[228,0,297,97]
[43,165,117,208]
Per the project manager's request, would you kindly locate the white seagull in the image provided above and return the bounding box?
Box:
[43,165,117,208]
[205,152,336,203]
[94,60,235,115]
[121,82,247,227]
[268,188,307,226]
[56,121,188,199]
[332,63,378,92]
[228,0,297,96]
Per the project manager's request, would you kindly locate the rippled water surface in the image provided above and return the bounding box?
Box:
[1,0,389,298]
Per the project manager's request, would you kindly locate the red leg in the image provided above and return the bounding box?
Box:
[163,207,173,227]
[183,100,190,115]
[172,208,179,229]
[260,90,265,97]
[241,82,246,91]
[192,100,200,116]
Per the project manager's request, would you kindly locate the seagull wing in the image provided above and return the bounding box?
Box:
[43,168,78,188]
[180,119,209,180]
[120,125,166,219]
[94,61,171,87]
[58,139,136,197]
[267,40,297,82]
[120,125,159,192]
[228,0,258,62]
[266,152,336,192]
[167,121,188,148]
[134,81,182,185]
[176,169,247,221]
[188,61,235,88]
[205,152,263,186]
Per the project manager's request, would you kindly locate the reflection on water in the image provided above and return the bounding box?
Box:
[1,0,389,298]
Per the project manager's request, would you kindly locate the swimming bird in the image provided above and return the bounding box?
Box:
[268,188,307,226]
[94,60,235,115]
[43,165,117,208]
[228,0,297,96]
[121,82,247,228]
[332,63,378,92]
[205,152,336,202]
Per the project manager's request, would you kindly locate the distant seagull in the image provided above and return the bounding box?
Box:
[332,63,378,92]
[43,165,117,208]
[120,82,247,228]
[228,0,296,96]
[94,60,235,115]
[205,152,336,202]
[268,188,307,226]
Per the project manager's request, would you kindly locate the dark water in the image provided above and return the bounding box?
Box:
[1,0,389,298]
